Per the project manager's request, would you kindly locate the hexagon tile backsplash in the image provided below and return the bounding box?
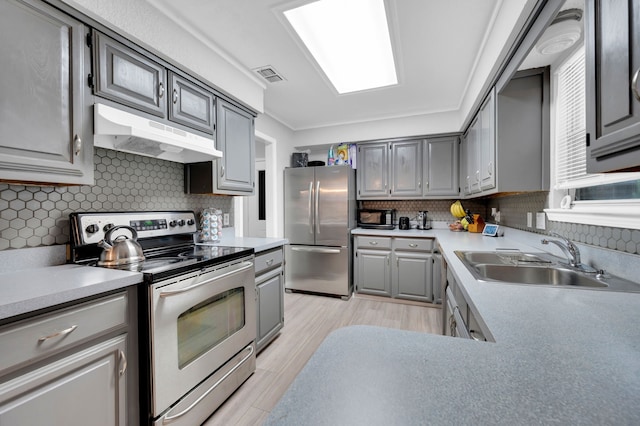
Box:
[0,148,232,250]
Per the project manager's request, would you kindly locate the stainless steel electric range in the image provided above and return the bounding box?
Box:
[69,211,256,426]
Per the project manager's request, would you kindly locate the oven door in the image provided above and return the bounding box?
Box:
[150,257,256,417]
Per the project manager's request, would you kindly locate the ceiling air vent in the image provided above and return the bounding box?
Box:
[253,66,285,83]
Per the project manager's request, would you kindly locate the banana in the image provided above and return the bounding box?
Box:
[450,200,466,218]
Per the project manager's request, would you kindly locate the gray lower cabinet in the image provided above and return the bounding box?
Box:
[94,31,167,118]
[442,268,488,341]
[586,0,640,173]
[0,0,94,185]
[255,247,284,353]
[0,290,137,425]
[355,235,438,303]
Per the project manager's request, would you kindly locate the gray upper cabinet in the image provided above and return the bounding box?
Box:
[586,0,640,173]
[461,68,549,198]
[94,31,167,118]
[357,142,389,198]
[390,140,423,197]
[214,99,255,193]
[424,136,459,197]
[0,0,93,185]
[168,72,215,134]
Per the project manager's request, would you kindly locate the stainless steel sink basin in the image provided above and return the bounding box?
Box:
[459,251,551,265]
[454,250,640,292]
[474,264,607,287]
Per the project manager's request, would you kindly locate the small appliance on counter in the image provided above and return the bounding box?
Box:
[357,208,396,230]
[398,217,410,230]
[417,210,431,230]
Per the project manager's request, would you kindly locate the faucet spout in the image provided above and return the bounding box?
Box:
[541,233,581,267]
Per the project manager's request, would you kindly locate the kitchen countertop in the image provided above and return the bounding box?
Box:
[266,227,640,424]
[0,263,142,322]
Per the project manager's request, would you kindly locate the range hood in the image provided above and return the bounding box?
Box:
[93,103,222,163]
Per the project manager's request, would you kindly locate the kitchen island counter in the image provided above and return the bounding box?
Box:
[267,227,640,424]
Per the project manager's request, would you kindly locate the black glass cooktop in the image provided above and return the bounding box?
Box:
[92,245,253,281]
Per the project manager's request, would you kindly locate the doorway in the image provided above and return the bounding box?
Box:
[243,154,267,237]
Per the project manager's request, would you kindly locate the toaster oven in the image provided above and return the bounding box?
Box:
[357,209,396,230]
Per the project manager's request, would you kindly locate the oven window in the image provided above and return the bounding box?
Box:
[177,287,245,369]
[360,212,382,223]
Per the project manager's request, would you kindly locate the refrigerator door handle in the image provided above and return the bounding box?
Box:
[315,180,321,235]
[291,246,341,254]
[308,181,314,234]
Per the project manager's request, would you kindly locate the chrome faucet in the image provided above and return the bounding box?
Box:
[541,233,581,267]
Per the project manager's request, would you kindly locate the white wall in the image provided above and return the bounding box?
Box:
[62,0,265,112]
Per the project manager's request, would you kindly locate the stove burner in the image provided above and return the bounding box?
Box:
[179,245,225,260]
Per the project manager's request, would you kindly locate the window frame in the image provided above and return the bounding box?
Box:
[544,43,640,230]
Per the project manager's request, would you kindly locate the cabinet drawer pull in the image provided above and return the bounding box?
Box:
[633,68,640,102]
[73,135,82,155]
[158,82,165,98]
[173,88,178,104]
[409,243,418,248]
[369,241,378,245]
[266,259,274,266]
[118,349,128,376]
[38,324,78,343]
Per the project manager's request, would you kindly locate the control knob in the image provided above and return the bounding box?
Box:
[186,219,195,226]
[103,223,114,232]
[169,220,177,227]
[85,224,99,234]
[177,219,186,226]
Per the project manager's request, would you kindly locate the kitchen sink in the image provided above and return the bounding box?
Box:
[473,264,607,287]
[458,251,551,265]
[454,250,640,292]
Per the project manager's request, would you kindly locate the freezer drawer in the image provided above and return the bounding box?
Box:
[285,245,351,299]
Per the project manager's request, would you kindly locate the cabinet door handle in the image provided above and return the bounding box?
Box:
[158,82,165,98]
[220,166,225,177]
[172,88,178,104]
[488,162,493,176]
[38,324,78,342]
[632,68,640,102]
[73,135,82,155]
[118,349,128,376]
[418,181,421,188]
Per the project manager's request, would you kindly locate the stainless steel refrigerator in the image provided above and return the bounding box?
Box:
[284,166,356,299]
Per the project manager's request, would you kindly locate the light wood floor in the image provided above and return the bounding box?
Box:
[202,292,443,425]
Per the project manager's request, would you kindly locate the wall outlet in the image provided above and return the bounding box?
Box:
[527,212,533,227]
[536,212,546,230]
[495,211,501,223]
[223,213,230,226]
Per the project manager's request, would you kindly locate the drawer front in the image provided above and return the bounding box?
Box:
[393,238,434,251]
[0,292,128,375]
[356,236,391,249]
[255,248,283,275]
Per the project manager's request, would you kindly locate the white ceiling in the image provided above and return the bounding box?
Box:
[147,0,535,131]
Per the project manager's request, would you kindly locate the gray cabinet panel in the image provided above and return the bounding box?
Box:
[357,143,389,198]
[0,0,93,185]
[0,335,127,426]
[94,31,167,117]
[479,90,496,190]
[256,268,284,352]
[586,0,640,172]
[216,99,255,193]
[355,249,391,296]
[425,136,459,196]
[168,72,215,134]
[393,252,433,302]
[390,140,423,197]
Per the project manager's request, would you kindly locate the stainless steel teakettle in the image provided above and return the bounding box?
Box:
[97,225,145,266]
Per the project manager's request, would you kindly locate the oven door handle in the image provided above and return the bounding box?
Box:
[159,262,254,298]
[161,344,255,424]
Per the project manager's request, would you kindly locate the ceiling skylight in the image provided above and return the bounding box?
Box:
[284,0,397,94]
